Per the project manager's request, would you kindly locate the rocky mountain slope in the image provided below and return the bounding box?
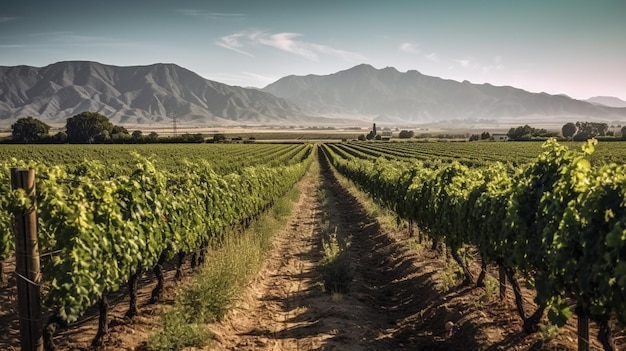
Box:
[263,64,626,123]
[0,61,317,126]
[2,61,625,127]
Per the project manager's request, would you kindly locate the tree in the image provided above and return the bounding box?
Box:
[112,125,129,136]
[357,134,366,141]
[621,126,626,140]
[11,116,51,143]
[213,134,226,143]
[398,130,414,139]
[562,122,577,140]
[480,131,491,140]
[131,130,143,140]
[147,132,159,142]
[66,112,114,143]
[50,131,67,144]
[573,121,608,141]
[469,134,480,141]
[507,125,533,141]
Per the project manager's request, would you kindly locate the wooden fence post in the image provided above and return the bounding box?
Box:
[11,168,43,351]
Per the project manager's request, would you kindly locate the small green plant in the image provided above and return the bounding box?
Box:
[437,258,462,293]
[482,275,498,300]
[538,322,560,342]
[407,237,426,255]
[319,227,352,294]
[147,308,213,351]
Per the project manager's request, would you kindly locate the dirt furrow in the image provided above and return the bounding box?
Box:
[207,151,444,350]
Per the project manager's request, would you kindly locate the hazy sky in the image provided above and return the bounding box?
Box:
[1,0,624,100]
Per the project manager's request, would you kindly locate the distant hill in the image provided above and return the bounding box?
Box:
[586,96,626,108]
[263,64,626,124]
[0,61,322,126]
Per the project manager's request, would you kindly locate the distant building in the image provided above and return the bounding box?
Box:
[491,134,509,141]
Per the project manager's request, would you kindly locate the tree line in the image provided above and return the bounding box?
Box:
[8,112,205,144]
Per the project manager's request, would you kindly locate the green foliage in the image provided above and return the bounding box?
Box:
[573,121,608,141]
[11,116,51,143]
[562,122,577,139]
[507,124,557,140]
[322,137,626,331]
[398,130,414,139]
[0,144,314,324]
[319,226,352,294]
[147,309,213,351]
[149,168,304,351]
[212,133,226,143]
[65,111,114,143]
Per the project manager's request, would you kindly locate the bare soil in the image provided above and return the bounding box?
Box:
[1,151,625,350]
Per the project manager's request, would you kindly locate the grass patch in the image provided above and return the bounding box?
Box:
[147,309,212,351]
[319,226,352,294]
[316,175,353,295]
[437,258,463,293]
[472,275,499,311]
[147,170,305,351]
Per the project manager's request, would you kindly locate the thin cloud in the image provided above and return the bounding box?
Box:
[456,58,472,68]
[424,52,439,62]
[400,42,419,55]
[216,33,255,57]
[216,30,366,62]
[0,17,17,23]
[455,56,504,73]
[177,9,245,19]
[28,31,74,37]
[0,44,26,48]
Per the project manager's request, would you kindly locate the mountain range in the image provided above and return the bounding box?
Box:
[263,64,626,124]
[585,96,626,108]
[0,61,321,126]
[1,61,626,127]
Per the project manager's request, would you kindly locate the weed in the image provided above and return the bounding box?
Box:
[319,227,352,294]
[539,322,560,342]
[147,308,212,351]
[437,258,462,293]
[483,275,498,300]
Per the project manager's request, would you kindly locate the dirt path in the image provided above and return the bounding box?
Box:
[207,150,472,350]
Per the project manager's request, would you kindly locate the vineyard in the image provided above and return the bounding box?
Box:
[323,139,626,351]
[0,143,313,349]
[1,140,625,350]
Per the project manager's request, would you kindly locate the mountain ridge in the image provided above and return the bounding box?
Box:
[2,61,626,127]
[262,64,626,124]
[585,96,626,108]
[0,61,324,126]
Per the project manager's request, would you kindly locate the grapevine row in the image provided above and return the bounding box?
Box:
[0,146,313,346]
[323,140,624,350]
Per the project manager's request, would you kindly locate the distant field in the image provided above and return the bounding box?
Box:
[0,143,312,174]
[2,139,625,168]
[327,139,626,167]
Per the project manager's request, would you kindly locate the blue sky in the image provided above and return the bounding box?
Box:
[1,0,625,100]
